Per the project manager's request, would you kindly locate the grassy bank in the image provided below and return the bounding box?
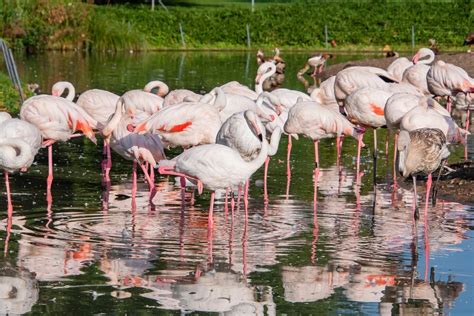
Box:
[0,72,31,114]
[0,1,472,51]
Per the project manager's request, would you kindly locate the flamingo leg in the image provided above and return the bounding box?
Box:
[356,132,364,176]
[373,129,378,186]
[132,160,137,200]
[47,145,53,204]
[412,175,419,220]
[423,173,432,282]
[314,139,319,169]
[208,191,215,228]
[264,156,270,204]
[465,109,470,160]
[287,134,292,177]
[336,135,341,167]
[244,180,249,221]
[446,96,452,113]
[393,132,399,181]
[4,171,13,216]
[385,131,389,160]
[224,187,229,219]
[431,160,445,206]
[139,163,156,201]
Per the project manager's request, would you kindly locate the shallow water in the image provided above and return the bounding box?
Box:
[1,51,473,315]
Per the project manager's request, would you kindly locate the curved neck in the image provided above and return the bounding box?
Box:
[268,126,282,156]
[246,137,269,172]
[255,63,276,94]
[0,139,32,171]
[144,81,169,97]
[212,87,227,112]
[419,50,435,65]
[102,98,124,137]
[52,82,75,101]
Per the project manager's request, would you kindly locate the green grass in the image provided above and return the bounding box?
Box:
[0,71,31,114]
[0,0,472,51]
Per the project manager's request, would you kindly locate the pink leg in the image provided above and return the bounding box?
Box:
[423,174,432,281]
[231,192,235,216]
[132,161,137,200]
[208,191,215,228]
[47,145,53,204]
[208,192,215,264]
[385,132,389,161]
[311,168,319,264]
[446,96,452,113]
[139,163,156,201]
[393,133,398,180]
[412,175,418,219]
[465,109,470,160]
[336,135,341,167]
[287,135,292,177]
[314,139,319,168]
[244,180,249,221]
[224,188,229,219]
[356,133,364,176]
[264,156,270,204]
[4,171,13,217]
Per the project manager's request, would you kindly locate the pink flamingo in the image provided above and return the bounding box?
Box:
[158,131,271,230]
[284,100,364,173]
[344,87,393,175]
[397,128,449,219]
[121,80,169,118]
[401,48,435,96]
[387,56,413,82]
[220,81,258,100]
[20,90,97,201]
[427,60,474,115]
[334,66,397,107]
[53,81,120,180]
[101,98,165,201]
[399,97,468,145]
[0,112,42,214]
[163,89,201,107]
[134,100,223,149]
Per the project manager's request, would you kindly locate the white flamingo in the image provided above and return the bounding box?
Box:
[401,48,435,96]
[0,113,42,213]
[102,98,166,201]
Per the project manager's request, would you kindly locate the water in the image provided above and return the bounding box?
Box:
[1,51,473,315]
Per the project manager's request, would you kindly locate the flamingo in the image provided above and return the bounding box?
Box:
[399,97,468,145]
[344,87,393,175]
[384,93,423,176]
[133,100,223,149]
[401,48,435,96]
[20,90,97,201]
[121,80,169,118]
[334,66,396,107]
[297,53,332,77]
[427,60,474,115]
[202,88,260,123]
[454,92,473,130]
[397,128,450,219]
[101,98,165,201]
[215,110,282,202]
[0,113,42,214]
[158,128,271,229]
[387,56,413,82]
[309,76,339,112]
[284,100,364,172]
[220,81,258,100]
[163,89,201,107]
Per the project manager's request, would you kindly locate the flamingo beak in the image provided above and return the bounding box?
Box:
[411,53,420,64]
[134,121,148,134]
[250,118,263,141]
[52,89,60,97]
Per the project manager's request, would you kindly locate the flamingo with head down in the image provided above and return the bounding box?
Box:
[401,48,436,96]
[121,80,169,119]
[101,98,166,201]
[0,112,42,213]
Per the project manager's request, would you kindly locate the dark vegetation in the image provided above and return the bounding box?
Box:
[0,0,472,51]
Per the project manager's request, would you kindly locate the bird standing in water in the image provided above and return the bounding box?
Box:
[397,128,450,219]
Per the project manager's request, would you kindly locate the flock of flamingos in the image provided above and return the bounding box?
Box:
[1,47,473,228]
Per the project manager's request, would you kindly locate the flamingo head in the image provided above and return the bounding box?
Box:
[51,88,61,97]
[244,110,263,141]
[255,62,276,84]
[411,52,420,64]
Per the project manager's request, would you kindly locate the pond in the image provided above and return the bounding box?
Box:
[1,51,473,315]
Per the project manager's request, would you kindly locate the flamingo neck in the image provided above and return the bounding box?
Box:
[53,81,75,101]
[419,50,435,65]
[268,126,282,156]
[0,139,33,172]
[255,64,276,94]
[102,98,124,137]
[247,136,269,172]
[144,80,169,97]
